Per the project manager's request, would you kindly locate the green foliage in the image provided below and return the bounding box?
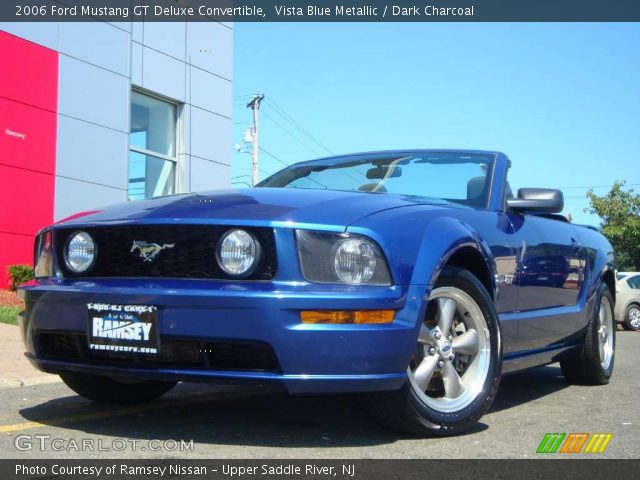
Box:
[586,181,640,271]
[0,306,20,325]
[7,264,34,292]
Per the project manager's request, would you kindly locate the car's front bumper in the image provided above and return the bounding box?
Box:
[18,278,427,394]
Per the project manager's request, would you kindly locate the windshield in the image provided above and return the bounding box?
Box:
[258,151,494,207]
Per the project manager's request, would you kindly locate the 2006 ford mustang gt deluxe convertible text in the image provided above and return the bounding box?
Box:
[19,150,616,435]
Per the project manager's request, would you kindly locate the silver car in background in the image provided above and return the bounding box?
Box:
[616,272,640,331]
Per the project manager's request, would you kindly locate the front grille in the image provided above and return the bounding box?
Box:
[54,225,277,280]
[38,332,280,373]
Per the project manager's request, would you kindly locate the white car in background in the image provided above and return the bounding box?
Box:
[616,272,640,331]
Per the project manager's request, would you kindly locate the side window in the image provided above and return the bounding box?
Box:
[628,276,640,290]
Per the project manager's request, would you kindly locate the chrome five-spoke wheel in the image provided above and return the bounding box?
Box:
[359,268,502,436]
[408,286,491,412]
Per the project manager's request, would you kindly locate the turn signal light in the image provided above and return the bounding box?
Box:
[300,310,395,324]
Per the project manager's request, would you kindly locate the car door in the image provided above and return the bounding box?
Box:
[508,213,586,350]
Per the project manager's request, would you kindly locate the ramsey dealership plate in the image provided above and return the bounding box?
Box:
[87,303,159,354]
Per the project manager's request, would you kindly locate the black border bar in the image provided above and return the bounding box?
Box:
[3,459,639,480]
[3,0,640,22]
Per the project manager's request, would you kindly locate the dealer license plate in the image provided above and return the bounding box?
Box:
[87,303,159,354]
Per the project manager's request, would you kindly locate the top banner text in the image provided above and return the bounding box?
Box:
[3,0,640,22]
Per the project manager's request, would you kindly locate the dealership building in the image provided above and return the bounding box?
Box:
[0,21,233,287]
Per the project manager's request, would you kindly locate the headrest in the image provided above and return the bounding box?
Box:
[467,176,487,205]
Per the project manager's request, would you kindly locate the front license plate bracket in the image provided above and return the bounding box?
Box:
[87,303,160,355]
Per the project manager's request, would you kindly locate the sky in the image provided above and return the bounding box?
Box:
[231,23,640,226]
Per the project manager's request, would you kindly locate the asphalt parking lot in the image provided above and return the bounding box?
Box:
[0,331,637,459]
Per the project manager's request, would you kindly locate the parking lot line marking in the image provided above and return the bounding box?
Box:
[0,388,262,434]
[0,421,42,433]
[0,403,165,434]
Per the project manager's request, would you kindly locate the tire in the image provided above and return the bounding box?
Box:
[560,283,615,385]
[622,303,640,331]
[60,371,176,404]
[359,268,502,436]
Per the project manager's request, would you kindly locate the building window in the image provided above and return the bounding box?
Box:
[128,91,178,200]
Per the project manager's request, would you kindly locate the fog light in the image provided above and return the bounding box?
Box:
[300,310,395,324]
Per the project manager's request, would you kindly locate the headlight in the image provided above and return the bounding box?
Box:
[296,230,392,285]
[216,229,261,277]
[64,231,96,274]
[34,231,54,278]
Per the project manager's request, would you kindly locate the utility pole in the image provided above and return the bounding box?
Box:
[246,94,264,186]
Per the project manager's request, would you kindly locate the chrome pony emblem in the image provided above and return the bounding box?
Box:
[130,241,175,262]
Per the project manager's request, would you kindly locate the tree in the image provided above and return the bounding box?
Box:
[586,181,640,271]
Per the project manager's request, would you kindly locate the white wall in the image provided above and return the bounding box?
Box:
[0,20,233,220]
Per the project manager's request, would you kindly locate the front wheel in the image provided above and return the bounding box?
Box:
[360,268,502,436]
[60,371,177,404]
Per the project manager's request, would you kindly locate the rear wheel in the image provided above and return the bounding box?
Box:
[60,371,176,404]
[622,303,640,331]
[360,268,502,436]
[560,283,615,384]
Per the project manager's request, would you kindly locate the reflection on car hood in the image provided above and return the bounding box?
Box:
[54,188,464,229]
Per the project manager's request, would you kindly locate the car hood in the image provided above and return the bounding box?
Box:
[54,188,457,230]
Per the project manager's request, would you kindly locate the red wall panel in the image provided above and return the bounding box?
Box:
[0,30,58,288]
[0,164,55,236]
[0,31,58,111]
[0,97,56,174]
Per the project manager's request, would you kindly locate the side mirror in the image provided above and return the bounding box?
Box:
[507,188,564,213]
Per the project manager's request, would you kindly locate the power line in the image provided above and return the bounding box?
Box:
[231,180,252,187]
[260,147,366,189]
[260,109,324,157]
[263,97,334,155]
[237,95,356,187]
[234,167,275,177]
[261,105,367,185]
[259,146,292,169]
[259,147,329,189]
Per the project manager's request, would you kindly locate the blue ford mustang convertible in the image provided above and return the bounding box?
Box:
[19,150,616,435]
